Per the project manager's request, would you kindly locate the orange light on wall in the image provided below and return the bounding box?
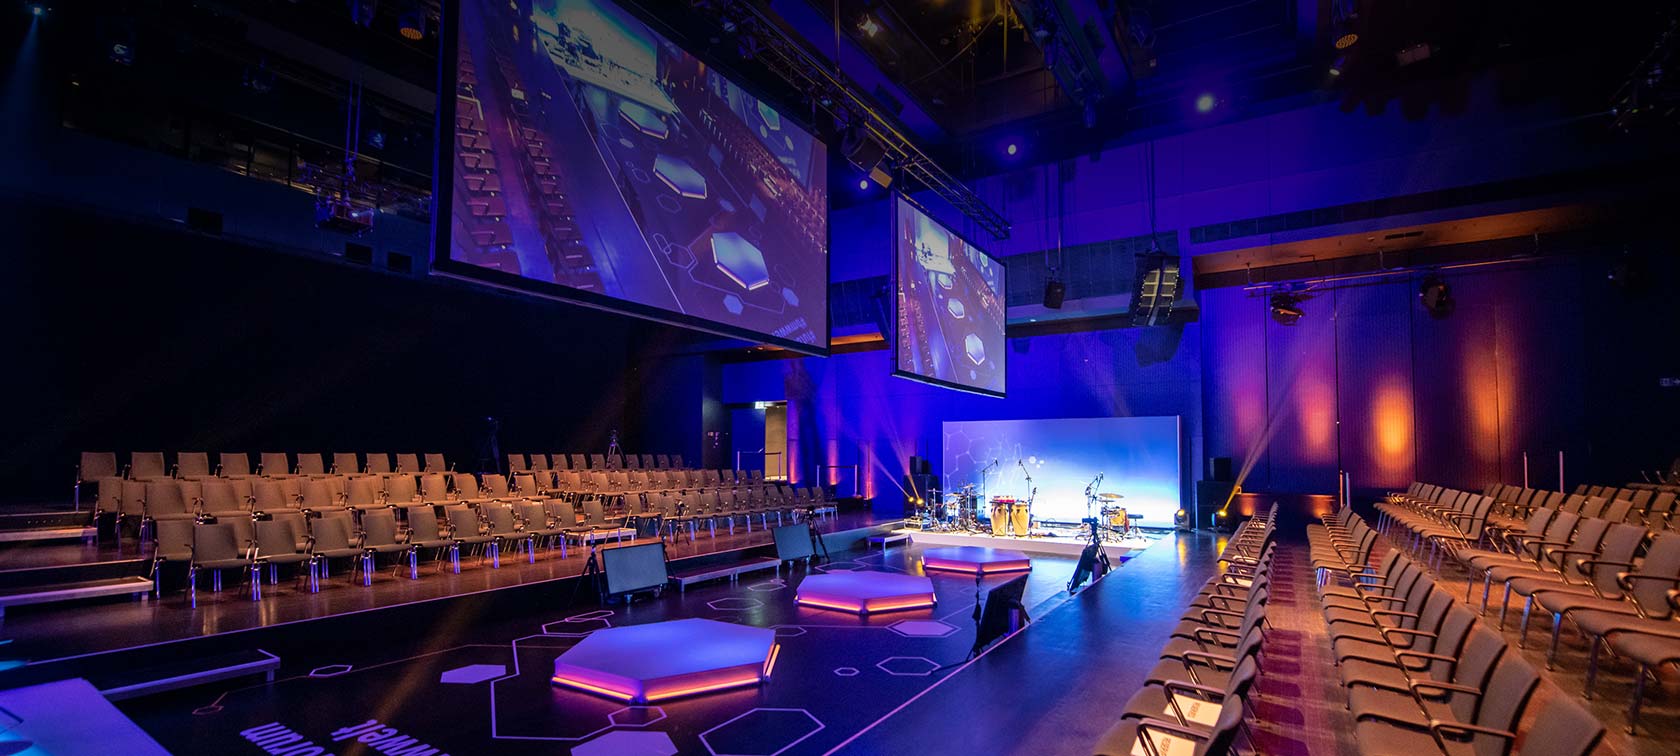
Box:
[1369,379,1414,485]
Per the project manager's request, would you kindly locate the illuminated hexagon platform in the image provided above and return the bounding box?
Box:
[653,154,707,199]
[551,618,778,703]
[947,298,966,319]
[618,101,670,139]
[795,572,936,615]
[712,232,771,291]
[965,333,986,365]
[921,547,1032,575]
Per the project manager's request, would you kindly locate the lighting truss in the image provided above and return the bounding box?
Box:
[690,0,1012,240]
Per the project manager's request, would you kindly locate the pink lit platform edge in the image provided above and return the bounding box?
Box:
[550,618,779,703]
[921,546,1033,574]
[795,572,937,615]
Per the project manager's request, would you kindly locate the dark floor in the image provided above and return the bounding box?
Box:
[90,533,1207,756]
[0,509,883,663]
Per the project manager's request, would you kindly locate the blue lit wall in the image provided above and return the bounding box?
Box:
[720,325,1202,518]
[943,416,1181,526]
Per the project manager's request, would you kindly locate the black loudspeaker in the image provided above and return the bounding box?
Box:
[909,455,931,476]
[1043,279,1066,309]
[1206,456,1234,481]
[1195,480,1237,530]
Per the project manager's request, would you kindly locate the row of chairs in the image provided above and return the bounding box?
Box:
[1375,481,1680,733]
[507,452,689,473]
[1486,483,1677,531]
[1309,507,1607,755]
[1091,506,1279,756]
[78,451,448,484]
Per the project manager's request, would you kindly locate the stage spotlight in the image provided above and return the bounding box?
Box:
[1335,32,1358,49]
[1195,93,1217,113]
[28,2,47,16]
[398,8,425,40]
[1419,275,1453,319]
[1269,292,1304,326]
[858,178,870,190]
[858,15,881,37]
[1329,55,1347,77]
[1006,142,1018,156]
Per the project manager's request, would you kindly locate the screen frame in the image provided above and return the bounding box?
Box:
[431,0,832,356]
[889,191,1008,398]
[600,540,669,595]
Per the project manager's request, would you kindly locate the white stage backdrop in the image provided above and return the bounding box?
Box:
[942,416,1182,527]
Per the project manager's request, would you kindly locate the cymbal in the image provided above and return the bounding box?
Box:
[1096,492,1125,500]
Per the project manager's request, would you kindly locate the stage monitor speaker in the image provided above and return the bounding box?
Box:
[772,523,815,562]
[1043,279,1066,309]
[1206,456,1234,482]
[969,573,1030,658]
[600,541,667,596]
[1129,252,1181,326]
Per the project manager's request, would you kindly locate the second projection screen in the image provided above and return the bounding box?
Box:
[448,0,829,349]
[893,195,1006,396]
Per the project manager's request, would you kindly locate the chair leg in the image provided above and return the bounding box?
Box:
[451,544,461,574]
[188,566,198,608]
[409,548,419,580]
[1584,635,1603,700]
[1546,611,1563,669]
[250,563,262,601]
[1629,664,1651,734]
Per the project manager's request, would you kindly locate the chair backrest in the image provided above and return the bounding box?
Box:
[129,452,165,479]
[220,452,251,477]
[672,454,686,468]
[386,475,418,504]
[193,523,242,563]
[529,454,550,470]
[1511,696,1606,756]
[80,452,118,480]
[656,454,671,468]
[1579,496,1607,519]
[1632,532,1680,617]
[424,453,447,472]
[177,452,210,478]
[1424,605,1480,681]
[1448,627,1507,703]
[365,453,392,475]
[347,477,380,508]
[1466,653,1540,748]
[1190,691,1248,756]
[518,501,547,525]
[394,453,419,473]
[155,518,194,559]
[484,474,510,497]
[446,506,481,535]
[451,472,480,498]
[420,474,448,502]
[514,474,540,497]
[485,505,519,535]
[507,453,528,472]
[331,453,359,475]
[146,481,188,516]
[555,500,579,526]
[260,452,289,475]
[405,506,443,540]
[584,499,608,525]
[252,480,287,511]
[363,510,400,546]
[624,455,641,469]
[254,520,300,557]
[202,480,243,513]
[1603,498,1634,524]
[589,453,607,469]
[311,517,354,550]
[294,453,325,476]
[570,454,588,470]
[551,454,571,471]
[301,479,337,509]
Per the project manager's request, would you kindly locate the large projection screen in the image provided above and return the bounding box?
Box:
[435,0,830,353]
[943,416,1181,527]
[892,194,1006,396]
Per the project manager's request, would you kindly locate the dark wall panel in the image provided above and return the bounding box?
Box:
[1333,282,1416,491]
[1263,288,1340,493]
[1199,287,1270,490]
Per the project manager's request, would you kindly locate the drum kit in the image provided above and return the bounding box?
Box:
[910,465,1137,541]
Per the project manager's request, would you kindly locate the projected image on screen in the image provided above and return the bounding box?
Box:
[943,417,1181,526]
[445,0,828,349]
[893,195,1006,396]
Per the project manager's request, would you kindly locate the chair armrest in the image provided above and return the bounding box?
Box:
[1428,720,1515,751]
[1410,680,1484,700]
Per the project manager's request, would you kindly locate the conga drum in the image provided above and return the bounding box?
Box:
[1010,503,1031,537]
[990,500,1011,536]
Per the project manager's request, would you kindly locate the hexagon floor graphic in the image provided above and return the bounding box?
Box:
[876,656,941,677]
[712,233,771,291]
[888,620,960,638]
[440,664,507,684]
[700,708,824,756]
[573,730,677,756]
[608,706,668,728]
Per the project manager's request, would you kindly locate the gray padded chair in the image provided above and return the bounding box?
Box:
[445,506,493,573]
[253,520,314,591]
[358,509,410,584]
[402,506,455,578]
[307,517,365,584]
[189,523,255,605]
[151,518,195,597]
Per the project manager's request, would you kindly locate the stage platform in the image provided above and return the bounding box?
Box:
[892,526,1160,562]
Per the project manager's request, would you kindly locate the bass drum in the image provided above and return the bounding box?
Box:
[990,501,1011,536]
[1010,503,1031,537]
